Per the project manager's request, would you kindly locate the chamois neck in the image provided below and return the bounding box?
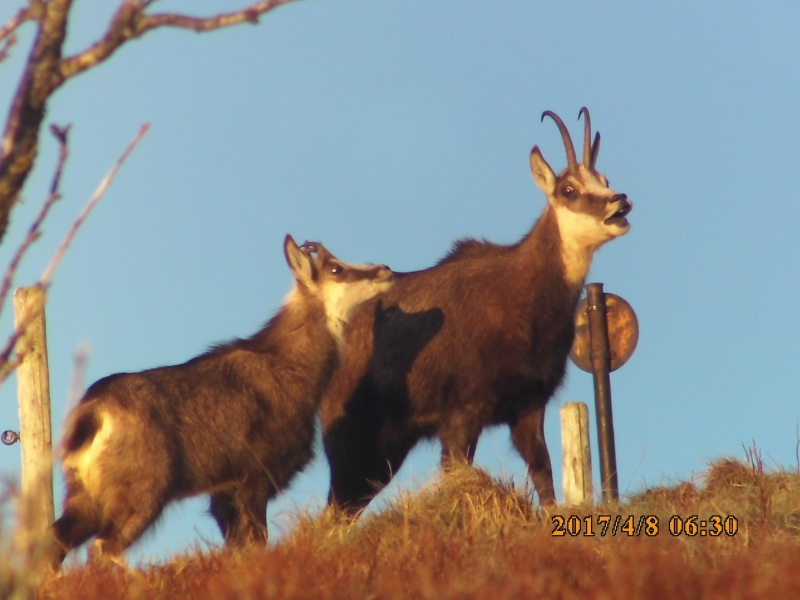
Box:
[519,205,593,292]
[250,291,335,359]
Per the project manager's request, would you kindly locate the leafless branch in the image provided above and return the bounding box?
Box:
[0,123,149,387]
[67,342,90,411]
[41,122,149,286]
[0,4,37,64]
[0,124,70,326]
[60,0,300,80]
[0,34,17,64]
[0,1,75,241]
[0,297,37,386]
[139,0,292,31]
[0,6,31,45]
[0,0,300,245]
[0,353,23,386]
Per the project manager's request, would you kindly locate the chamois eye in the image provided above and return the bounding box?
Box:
[562,185,577,199]
[330,265,344,275]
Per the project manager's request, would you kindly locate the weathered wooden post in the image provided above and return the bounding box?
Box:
[560,402,592,506]
[570,283,639,505]
[13,285,55,532]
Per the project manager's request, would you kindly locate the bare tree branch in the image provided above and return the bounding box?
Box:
[67,342,90,411]
[0,122,68,385]
[41,123,149,286]
[56,1,145,81]
[0,124,70,326]
[0,0,300,245]
[0,34,17,64]
[60,0,300,80]
[139,0,294,31]
[0,6,31,45]
[0,1,75,242]
[0,123,149,387]
[0,5,34,63]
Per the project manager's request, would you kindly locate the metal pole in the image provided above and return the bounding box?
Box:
[586,283,619,503]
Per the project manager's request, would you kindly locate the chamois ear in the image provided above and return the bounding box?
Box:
[284,234,315,288]
[529,146,556,197]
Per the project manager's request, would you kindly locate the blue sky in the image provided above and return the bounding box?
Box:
[1,0,799,564]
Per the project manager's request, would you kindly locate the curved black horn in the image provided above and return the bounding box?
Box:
[541,110,577,171]
[590,131,601,170]
[578,107,592,168]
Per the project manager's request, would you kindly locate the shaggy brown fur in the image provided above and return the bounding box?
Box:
[321,109,632,512]
[45,236,394,569]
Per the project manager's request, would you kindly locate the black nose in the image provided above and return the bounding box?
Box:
[611,193,627,203]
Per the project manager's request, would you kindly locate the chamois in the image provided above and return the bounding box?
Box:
[45,236,394,569]
[321,108,632,512]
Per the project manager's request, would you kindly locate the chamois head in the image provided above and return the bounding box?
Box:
[529,108,632,273]
[284,235,394,345]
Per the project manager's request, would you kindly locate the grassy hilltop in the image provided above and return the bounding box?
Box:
[14,449,800,599]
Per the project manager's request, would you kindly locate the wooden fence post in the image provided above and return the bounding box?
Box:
[560,402,593,506]
[13,286,55,532]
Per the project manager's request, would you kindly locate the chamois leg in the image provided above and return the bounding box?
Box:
[89,488,165,562]
[89,517,156,563]
[209,490,237,541]
[439,418,482,468]
[230,483,269,545]
[510,406,556,506]
[324,416,382,514]
[324,416,412,515]
[45,477,102,569]
[210,483,269,546]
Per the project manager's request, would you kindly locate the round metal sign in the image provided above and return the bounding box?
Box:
[570,293,639,373]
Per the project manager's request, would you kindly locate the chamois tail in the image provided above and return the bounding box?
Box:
[60,402,115,495]
[62,406,101,456]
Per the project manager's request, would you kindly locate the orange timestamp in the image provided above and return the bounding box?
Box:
[551,514,739,537]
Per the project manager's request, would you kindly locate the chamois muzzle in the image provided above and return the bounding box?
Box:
[605,194,632,227]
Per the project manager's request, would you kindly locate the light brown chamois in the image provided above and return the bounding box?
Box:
[321,108,632,512]
[45,236,394,568]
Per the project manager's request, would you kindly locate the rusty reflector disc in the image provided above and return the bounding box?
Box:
[570,293,639,373]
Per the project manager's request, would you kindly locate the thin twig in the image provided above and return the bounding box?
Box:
[0,6,30,45]
[0,123,149,387]
[40,123,150,286]
[0,295,39,386]
[0,353,23,385]
[0,5,30,65]
[0,34,17,64]
[138,0,294,31]
[0,124,70,325]
[66,342,90,411]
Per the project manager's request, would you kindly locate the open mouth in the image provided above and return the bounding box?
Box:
[604,200,632,227]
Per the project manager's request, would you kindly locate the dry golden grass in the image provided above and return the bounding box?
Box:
[19,450,800,599]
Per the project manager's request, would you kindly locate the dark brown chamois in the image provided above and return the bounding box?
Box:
[45,236,394,568]
[321,108,632,512]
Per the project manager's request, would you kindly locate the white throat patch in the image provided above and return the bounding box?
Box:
[319,273,393,349]
[553,204,609,287]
